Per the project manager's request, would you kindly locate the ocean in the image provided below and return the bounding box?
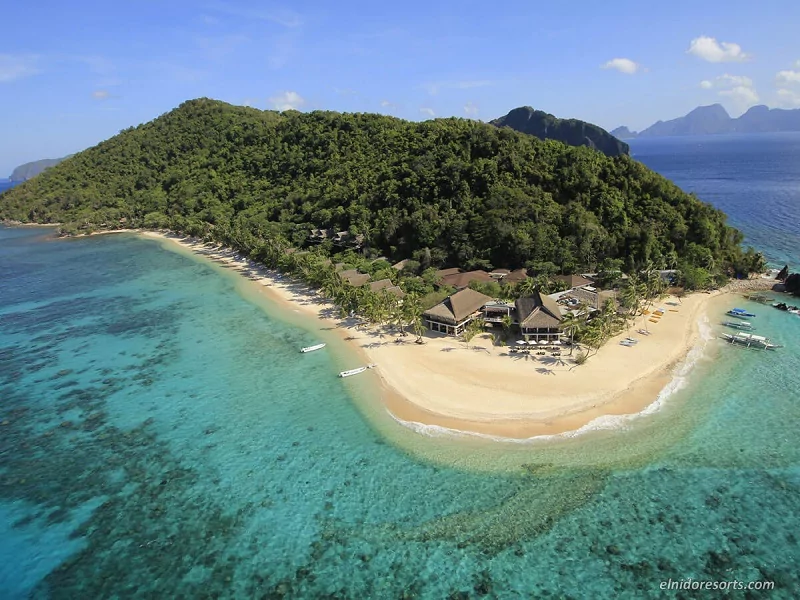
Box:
[1,135,799,598]
[630,133,800,268]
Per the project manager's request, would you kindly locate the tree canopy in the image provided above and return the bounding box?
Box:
[0,98,761,277]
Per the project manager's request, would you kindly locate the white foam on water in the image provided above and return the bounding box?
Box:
[390,314,715,444]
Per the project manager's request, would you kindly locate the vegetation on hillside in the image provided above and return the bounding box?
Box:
[0,98,765,286]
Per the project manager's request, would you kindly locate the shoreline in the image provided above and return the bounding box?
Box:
[134,231,753,440]
[37,227,778,441]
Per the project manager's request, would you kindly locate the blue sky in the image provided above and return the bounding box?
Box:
[2,0,800,175]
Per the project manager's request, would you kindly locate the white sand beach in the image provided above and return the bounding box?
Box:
[133,230,754,439]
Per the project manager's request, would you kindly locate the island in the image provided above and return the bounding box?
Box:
[9,156,69,182]
[490,106,629,157]
[0,98,769,437]
[615,104,800,138]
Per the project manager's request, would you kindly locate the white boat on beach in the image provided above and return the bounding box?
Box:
[338,364,376,378]
[300,343,326,353]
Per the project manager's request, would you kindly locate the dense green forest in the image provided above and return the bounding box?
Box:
[0,98,763,279]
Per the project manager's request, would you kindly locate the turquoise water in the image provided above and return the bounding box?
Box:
[1,228,799,598]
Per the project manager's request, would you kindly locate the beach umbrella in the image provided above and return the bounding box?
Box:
[552,340,561,345]
[526,340,537,345]
[516,340,527,345]
[538,340,549,345]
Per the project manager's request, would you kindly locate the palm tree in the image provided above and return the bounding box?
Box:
[559,311,584,355]
[402,293,425,342]
[500,313,513,343]
[517,277,537,298]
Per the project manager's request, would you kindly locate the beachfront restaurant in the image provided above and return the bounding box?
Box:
[515,291,563,342]
[423,288,493,336]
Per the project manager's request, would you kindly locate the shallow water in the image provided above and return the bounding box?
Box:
[1,228,798,598]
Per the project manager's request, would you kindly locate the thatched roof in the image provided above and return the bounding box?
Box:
[554,274,594,289]
[504,268,529,283]
[392,259,410,271]
[490,268,511,276]
[385,286,405,299]
[436,267,463,278]
[440,270,493,289]
[339,269,360,280]
[515,291,563,329]
[345,273,371,287]
[369,278,394,293]
[423,288,492,326]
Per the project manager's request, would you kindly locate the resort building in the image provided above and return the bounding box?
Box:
[553,274,594,289]
[489,268,511,280]
[423,288,492,336]
[504,268,529,284]
[515,291,564,341]
[339,269,371,287]
[369,278,406,299]
[439,269,494,289]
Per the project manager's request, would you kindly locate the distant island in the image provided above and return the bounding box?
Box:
[490,106,629,157]
[616,104,800,138]
[9,156,69,182]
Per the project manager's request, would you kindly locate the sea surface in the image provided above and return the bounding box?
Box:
[1,136,800,598]
[631,132,800,268]
[0,179,17,194]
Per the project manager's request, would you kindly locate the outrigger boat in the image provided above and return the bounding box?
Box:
[726,308,756,319]
[720,332,782,350]
[300,343,326,353]
[338,364,376,378]
[721,320,755,331]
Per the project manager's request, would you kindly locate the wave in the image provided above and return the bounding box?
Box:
[389,315,715,445]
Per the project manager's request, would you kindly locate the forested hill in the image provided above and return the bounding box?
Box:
[0,98,757,275]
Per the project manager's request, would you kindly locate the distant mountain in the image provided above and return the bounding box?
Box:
[10,157,68,181]
[610,126,638,139]
[618,104,800,138]
[490,107,629,157]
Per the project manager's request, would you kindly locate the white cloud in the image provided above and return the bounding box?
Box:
[776,89,800,108]
[795,59,800,69]
[776,70,800,86]
[701,73,759,110]
[268,91,305,111]
[463,102,478,117]
[600,58,641,74]
[0,54,40,83]
[719,85,759,106]
[419,107,435,117]
[92,90,110,100]
[687,36,749,63]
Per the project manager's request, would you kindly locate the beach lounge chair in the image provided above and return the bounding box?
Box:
[637,329,651,336]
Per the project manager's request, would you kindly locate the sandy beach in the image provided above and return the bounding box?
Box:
[138,231,772,439]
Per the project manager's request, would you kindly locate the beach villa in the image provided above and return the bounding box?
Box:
[425,288,563,340]
[423,288,493,335]
[515,291,564,341]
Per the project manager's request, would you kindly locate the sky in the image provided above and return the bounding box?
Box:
[2,0,800,175]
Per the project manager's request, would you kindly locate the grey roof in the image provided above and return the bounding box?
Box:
[423,288,493,326]
[385,286,406,299]
[515,291,563,329]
